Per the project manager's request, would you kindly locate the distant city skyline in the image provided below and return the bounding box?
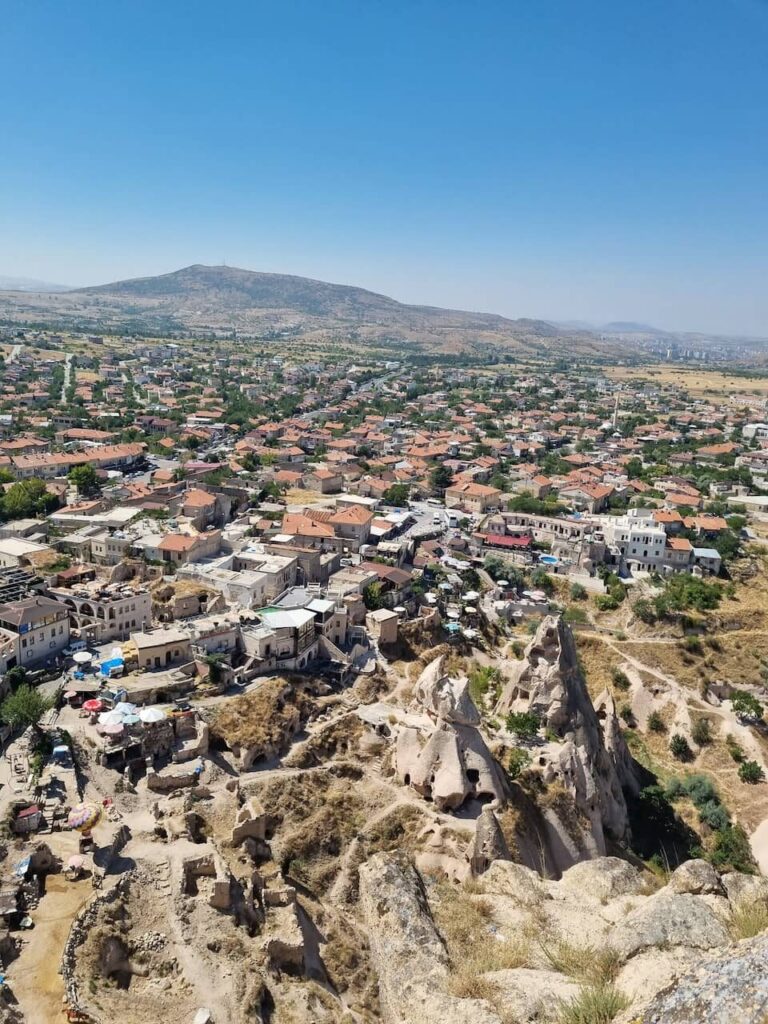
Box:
[1,0,766,335]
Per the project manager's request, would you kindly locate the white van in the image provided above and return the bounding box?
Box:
[63,640,87,656]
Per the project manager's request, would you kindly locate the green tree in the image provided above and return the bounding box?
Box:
[383,483,410,507]
[1,685,52,730]
[731,691,764,722]
[68,463,100,496]
[363,581,385,610]
[670,733,694,762]
[429,464,453,494]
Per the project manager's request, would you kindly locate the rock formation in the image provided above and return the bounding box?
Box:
[395,655,508,810]
[497,615,637,846]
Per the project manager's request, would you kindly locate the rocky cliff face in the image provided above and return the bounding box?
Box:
[497,615,638,848]
[395,655,509,811]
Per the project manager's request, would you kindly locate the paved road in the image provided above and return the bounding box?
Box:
[60,352,73,402]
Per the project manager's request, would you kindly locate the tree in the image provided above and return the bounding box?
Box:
[691,717,713,746]
[383,483,410,507]
[363,581,385,611]
[739,760,765,784]
[670,733,694,762]
[731,690,764,722]
[68,463,100,496]
[1,685,52,730]
[429,464,453,494]
[4,666,27,691]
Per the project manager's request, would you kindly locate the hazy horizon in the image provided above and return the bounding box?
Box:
[1,1,766,336]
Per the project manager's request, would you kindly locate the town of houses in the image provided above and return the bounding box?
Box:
[0,328,765,701]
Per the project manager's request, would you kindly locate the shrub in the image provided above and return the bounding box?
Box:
[570,582,587,601]
[595,595,619,612]
[647,711,666,733]
[710,824,757,874]
[683,636,703,655]
[565,605,588,625]
[725,734,745,763]
[619,704,635,727]
[682,774,718,806]
[611,668,630,691]
[691,717,713,747]
[505,710,541,739]
[739,760,765,784]
[698,800,731,831]
[633,598,656,624]
[507,747,531,780]
[670,734,694,762]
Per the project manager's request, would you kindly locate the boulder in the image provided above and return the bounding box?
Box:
[668,860,723,896]
[484,968,579,1020]
[610,893,730,959]
[641,934,768,1023]
[720,871,768,906]
[557,857,645,901]
[358,853,500,1024]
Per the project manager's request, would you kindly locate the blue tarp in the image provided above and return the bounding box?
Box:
[101,658,125,677]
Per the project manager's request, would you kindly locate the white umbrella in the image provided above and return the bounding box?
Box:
[98,710,125,726]
[73,651,92,664]
[138,707,166,723]
[110,647,123,659]
[112,702,137,716]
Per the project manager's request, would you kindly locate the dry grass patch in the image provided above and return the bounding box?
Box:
[540,938,622,987]
[557,983,629,1024]
[730,899,768,940]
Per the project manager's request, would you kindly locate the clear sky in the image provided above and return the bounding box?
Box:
[1,0,766,334]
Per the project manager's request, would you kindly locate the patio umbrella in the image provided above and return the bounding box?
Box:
[73,651,92,664]
[112,702,137,716]
[138,707,166,723]
[63,690,78,699]
[121,714,141,726]
[102,723,124,736]
[67,802,101,835]
[67,855,85,870]
[82,699,103,712]
[98,710,125,726]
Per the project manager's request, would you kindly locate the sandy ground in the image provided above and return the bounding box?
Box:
[9,860,91,1023]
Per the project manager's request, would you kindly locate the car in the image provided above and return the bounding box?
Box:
[63,640,87,656]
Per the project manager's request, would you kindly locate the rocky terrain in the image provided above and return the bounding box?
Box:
[5,613,763,1024]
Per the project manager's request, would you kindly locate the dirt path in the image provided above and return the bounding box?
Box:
[9,873,92,1023]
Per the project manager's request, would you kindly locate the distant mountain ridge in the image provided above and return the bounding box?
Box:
[74,263,554,331]
[0,263,619,357]
[0,275,72,292]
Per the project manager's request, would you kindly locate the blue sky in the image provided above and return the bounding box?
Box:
[1,0,766,334]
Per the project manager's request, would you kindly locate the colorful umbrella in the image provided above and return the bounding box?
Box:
[73,651,92,664]
[82,699,103,712]
[67,802,101,834]
[102,723,124,736]
[67,855,85,869]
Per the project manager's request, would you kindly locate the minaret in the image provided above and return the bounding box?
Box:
[612,393,619,430]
